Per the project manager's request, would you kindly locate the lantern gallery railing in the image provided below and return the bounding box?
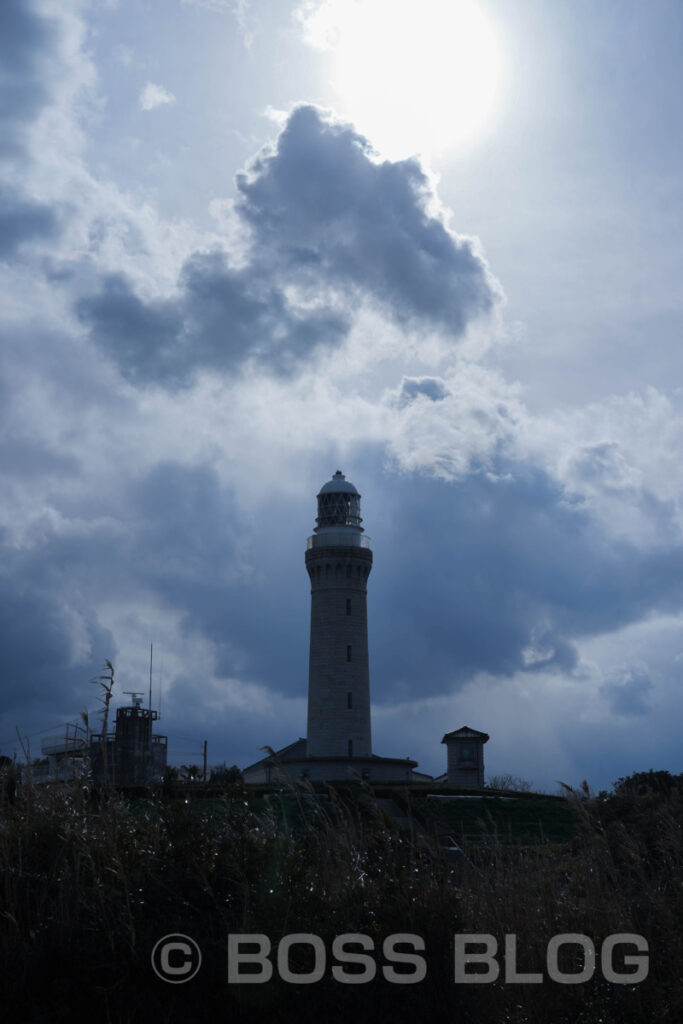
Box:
[306,531,372,550]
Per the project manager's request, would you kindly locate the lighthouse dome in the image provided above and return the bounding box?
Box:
[318,470,359,495]
[315,470,363,531]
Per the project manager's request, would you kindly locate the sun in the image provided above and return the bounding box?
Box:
[300,0,504,161]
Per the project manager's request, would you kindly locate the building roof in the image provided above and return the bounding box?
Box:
[318,470,359,495]
[242,739,420,774]
[441,726,490,743]
[242,738,308,773]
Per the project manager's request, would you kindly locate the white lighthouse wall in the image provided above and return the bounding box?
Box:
[306,548,373,758]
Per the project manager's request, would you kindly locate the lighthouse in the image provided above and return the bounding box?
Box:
[305,470,373,759]
[242,470,418,783]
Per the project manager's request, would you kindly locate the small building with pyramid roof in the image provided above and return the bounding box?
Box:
[441,726,489,787]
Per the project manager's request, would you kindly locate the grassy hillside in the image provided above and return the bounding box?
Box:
[0,769,680,1023]
[243,781,577,845]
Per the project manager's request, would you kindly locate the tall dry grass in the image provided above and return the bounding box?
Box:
[0,769,680,1023]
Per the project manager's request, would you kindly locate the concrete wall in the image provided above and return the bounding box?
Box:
[254,757,416,784]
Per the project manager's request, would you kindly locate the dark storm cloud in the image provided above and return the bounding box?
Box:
[0,1,66,268]
[0,0,54,158]
[0,436,78,478]
[0,463,244,730]
[126,461,309,688]
[236,106,498,333]
[76,106,497,386]
[129,460,242,599]
[3,447,682,757]
[108,455,683,710]
[179,251,349,375]
[600,667,653,716]
[0,186,58,258]
[28,454,678,713]
[365,459,683,699]
[0,457,298,728]
[0,531,114,722]
[0,458,300,702]
[75,274,184,386]
[77,256,350,385]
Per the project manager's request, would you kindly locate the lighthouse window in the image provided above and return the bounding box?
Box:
[346,645,352,662]
[316,492,362,529]
[346,599,351,615]
[347,691,352,709]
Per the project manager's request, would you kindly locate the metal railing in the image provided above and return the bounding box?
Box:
[307,531,371,550]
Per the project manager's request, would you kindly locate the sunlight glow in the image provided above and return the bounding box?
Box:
[299,0,503,160]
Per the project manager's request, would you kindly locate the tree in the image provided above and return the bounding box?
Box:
[487,773,533,793]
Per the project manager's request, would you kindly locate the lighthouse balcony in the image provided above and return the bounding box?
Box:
[307,531,371,550]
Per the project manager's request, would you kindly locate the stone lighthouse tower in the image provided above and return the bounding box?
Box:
[242,470,418,783]
[305,470,373,759]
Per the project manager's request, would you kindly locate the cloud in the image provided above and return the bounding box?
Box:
[181,0,233,9]
[0,457,244,729]
[0,186,58,257]
[0,453,303,736]
[384,363,522,479]
[75,273,184,386]
[178,250,350,375]
[0,529,114,721]
[0,0,54,158]
[76,105,500,387]
[236,106,500,333]
[600,666,654,717]
[180,0,255,45]
[139,81,176,112]
[396,375,451,406]
[0,435,78,481]
[518,388,683,545]
[366,457,683,700]
[76,256,351,386]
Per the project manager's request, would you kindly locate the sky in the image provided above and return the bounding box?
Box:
[1,0,682,792]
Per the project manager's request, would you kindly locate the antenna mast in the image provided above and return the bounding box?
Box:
[148,643,153,710]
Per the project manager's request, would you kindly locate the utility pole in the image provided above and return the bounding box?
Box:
[203,740,207,782]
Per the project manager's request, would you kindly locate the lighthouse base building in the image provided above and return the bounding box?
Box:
[243,471,419,784]
[241,737,419,785]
